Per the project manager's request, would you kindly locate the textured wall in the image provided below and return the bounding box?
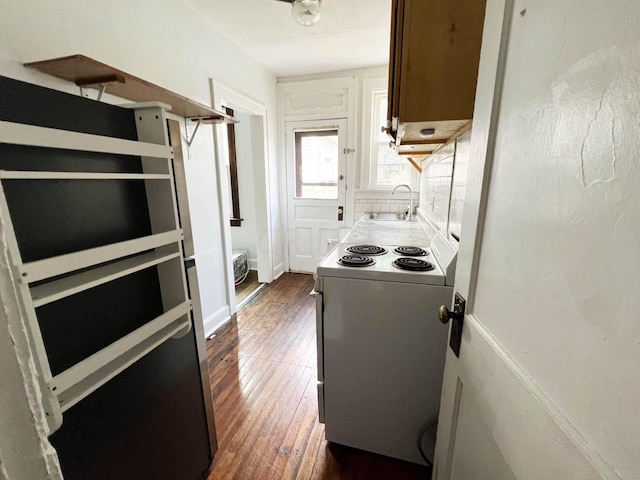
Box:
[0,225,62,480]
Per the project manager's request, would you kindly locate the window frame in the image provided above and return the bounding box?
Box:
[225,107,243,227]
[360,78,419,191]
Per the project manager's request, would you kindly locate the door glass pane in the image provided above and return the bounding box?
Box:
[295,129,339,199]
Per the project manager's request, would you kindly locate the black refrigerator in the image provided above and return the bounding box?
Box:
[0,75,216,480]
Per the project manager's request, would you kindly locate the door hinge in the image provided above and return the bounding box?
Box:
[343,148,355,154]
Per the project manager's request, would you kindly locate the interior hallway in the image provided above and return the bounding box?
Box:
[205,273,431,479]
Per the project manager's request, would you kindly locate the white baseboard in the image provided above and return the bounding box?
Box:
[203,305,231,338]
[249,259,258,270]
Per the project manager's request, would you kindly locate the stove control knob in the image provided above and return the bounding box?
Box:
[438,305,463,324]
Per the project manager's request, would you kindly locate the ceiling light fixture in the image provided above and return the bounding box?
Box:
[419,128,436,139]
[291,0,322,27]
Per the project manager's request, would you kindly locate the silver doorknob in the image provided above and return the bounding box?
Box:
[438,305,463,324]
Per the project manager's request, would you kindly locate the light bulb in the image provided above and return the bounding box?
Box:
[292,0,322,27]
[419,128,436,138]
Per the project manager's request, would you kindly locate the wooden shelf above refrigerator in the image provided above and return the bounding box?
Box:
[24,54,236,123]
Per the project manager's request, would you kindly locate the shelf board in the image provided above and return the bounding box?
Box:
[31,249,181,308]
[24,54,237,123]
[0,120,173,159]
[396,138,445,155]
[0,171,170,181]
[20,229,183,283]
[53,301,192,411]
[396,119,471,155]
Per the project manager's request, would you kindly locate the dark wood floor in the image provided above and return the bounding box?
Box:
[205,273,431,480]
[235,269,260,305]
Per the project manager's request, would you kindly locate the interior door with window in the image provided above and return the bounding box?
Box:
[286,119,347,273]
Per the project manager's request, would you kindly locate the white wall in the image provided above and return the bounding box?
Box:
[0,0,280,475]
[229,111,258,268]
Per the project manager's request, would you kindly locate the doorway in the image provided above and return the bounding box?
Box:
[221,108,267,308]
[210,79,273,315]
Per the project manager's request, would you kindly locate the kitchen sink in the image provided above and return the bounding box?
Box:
[363,212,415,221]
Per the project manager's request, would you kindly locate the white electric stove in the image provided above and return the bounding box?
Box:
[314,232,457,465]
[316,242,448,285]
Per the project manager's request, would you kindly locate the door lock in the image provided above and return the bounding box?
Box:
[438,293,466,357]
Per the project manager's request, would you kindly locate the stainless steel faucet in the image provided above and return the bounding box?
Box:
[392,184,413,220]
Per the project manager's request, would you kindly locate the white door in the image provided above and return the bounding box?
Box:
[433,1,639,479]
[286,119,348,273]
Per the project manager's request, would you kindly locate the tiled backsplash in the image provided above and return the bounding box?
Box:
[448,130,471,240]
[419,141,455,232]
[354,198,414,215]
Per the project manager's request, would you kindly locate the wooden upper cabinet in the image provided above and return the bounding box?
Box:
[387,0,486,155]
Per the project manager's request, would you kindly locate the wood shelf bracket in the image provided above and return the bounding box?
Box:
[407,157,423,173]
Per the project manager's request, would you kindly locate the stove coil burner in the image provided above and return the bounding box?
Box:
[338,254,376,267]
[392,257,435,272]
[393,246,428,257]
[345,245,387,256]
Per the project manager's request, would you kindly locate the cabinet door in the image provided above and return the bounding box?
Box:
[399,0,486,124]
[387,0,406,138]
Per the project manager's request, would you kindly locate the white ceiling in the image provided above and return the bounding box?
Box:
[180,0,392,77]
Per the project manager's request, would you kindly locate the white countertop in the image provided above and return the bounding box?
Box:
[342,215,434,246]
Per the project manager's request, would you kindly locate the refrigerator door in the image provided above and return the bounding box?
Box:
[0,75,214,480]
[184,258,218,458]
[49,330,212,480]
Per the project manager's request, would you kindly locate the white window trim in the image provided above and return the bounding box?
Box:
[360,77,419,191]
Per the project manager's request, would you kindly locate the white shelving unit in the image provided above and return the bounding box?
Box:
[0,103,193,434]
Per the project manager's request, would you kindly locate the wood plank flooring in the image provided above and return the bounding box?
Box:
[205,273,431,480]
[235,269,260,305]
